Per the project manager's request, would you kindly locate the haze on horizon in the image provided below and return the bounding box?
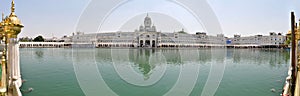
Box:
[0,0,299,38]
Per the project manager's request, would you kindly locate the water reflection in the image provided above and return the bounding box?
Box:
[225,49,290,68]
[91,48,290,74]
[71,48,290,96]
[129,49,155,80]
[92,49,180,95]
[128,49,183,79]
[199,49,212,63]
[35,50,44,58]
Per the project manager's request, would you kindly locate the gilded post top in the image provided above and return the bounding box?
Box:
[0,0,24,39]
[10,0,16,17]
[12,0,15,12]
[6,0,22,26]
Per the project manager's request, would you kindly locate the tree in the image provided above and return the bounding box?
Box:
[285,36,291,45]
[178,31,187,34]
[178,28,187,34]
[33,35,45,42]
[19,37,32,42]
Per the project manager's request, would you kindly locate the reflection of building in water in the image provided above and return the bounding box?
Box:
[35,50,44,58]
[92,48,288,80]
[129,49,156,80]
[227,49,289,67]
[129,49,184,79]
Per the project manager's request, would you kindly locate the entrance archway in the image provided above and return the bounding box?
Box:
[145,40,150,47]
[140,40,143,47]
[152,40,155,47]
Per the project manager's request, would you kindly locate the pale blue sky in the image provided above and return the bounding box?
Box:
[0,0,298,38]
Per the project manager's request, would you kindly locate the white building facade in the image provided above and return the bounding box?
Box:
[229,32,286,46]
[71,14,286,48]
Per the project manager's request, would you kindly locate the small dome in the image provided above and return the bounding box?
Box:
[145,16,151,20]
[152,26,156,32]
[8,16,22,25]
[3,15,23,34]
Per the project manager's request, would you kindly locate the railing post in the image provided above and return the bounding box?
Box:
[291,11,296,96]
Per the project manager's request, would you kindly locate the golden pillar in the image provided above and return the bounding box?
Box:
[0,0,24,95]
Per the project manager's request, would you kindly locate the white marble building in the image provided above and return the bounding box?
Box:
[229,32,286,45]
[71,14,286,48]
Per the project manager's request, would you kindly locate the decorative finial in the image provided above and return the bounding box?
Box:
[12,0,15,13]
[10,0,16,17]
[147,13,149,17]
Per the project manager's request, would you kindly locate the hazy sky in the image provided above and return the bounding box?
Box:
[0,0,299,38]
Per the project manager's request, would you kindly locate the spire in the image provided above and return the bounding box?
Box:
[2,12,4,21]
[10,0,16,17]
[12,0,15,13]
[147,13,149,17]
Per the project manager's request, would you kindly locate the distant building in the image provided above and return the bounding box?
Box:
[229,32,286,45]
[72,14,227,48]
[21,14,287,48]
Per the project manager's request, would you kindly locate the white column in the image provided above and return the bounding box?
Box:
[150,39,152,47]
[15,42,21,87]
[8,38,21,88]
